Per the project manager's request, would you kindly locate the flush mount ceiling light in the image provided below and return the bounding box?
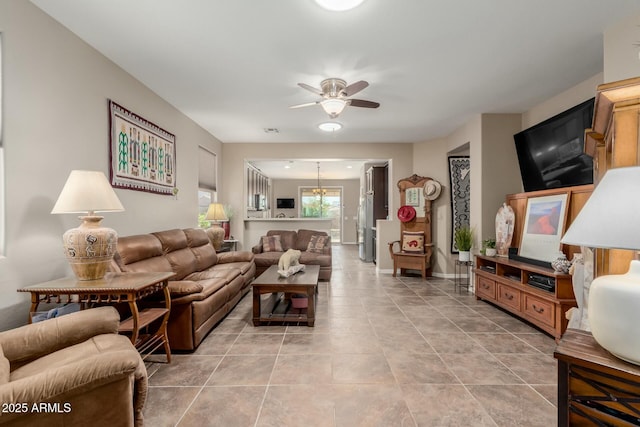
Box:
[320,99,347,118]
[314,0,366,11]
[318,122,343,132]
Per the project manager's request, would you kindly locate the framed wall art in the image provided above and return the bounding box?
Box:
[519,193,569,264]
[448,156,470,253]
[109,100,176,195]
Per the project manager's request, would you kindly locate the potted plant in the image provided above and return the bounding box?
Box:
[454,226,473,261]
[482,238,497,257]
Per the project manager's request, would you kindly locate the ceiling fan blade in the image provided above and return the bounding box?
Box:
[289,101,319,109]
[349,99,380,108]
[298,83,323,96]
[342,80,369,97]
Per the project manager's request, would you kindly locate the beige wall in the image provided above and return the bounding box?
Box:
[604,13,640,82]
[0,1,222,329]
[522,73,603,129]
[221,143,413,252]
[271,178,360,243]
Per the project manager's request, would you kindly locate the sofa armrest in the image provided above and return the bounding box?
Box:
[251,244,263,254]
[217,251,255,264]
[0,350,144,424]
[0,307,120,365]
[168,280,204,297]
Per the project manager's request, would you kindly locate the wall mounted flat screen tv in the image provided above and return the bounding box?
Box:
[277,198,295,209]
[514,98,595,192]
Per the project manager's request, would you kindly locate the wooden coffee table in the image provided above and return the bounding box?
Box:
[252,265,319,327]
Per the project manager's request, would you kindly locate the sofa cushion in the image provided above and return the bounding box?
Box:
[262,235,283,252]
[307,234,329,253]
[253,251,283,268]
[184,228,218,270]
[267,230,297,251]
[212,261,253,275]
[165,248,198,280]
[168,281,204,297]
[0,345,9,385]
[153,229,189,253]
[10,334,133,382]
[116,234,163,266]
[299,252,332,267]
[296,229,328,251]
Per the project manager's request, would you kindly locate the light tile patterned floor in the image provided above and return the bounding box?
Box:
[144,245,558,427]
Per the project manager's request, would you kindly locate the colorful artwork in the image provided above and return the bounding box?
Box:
[109,100,176,195]
[519,193,568,263]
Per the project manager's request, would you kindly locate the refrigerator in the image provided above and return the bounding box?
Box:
[358,194,374,262]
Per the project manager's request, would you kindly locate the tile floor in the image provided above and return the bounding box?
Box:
[144,245,558,427]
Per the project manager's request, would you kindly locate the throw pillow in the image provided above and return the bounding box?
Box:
[262,235,283,252]
[402,231,424,254]
[307,235,329,253]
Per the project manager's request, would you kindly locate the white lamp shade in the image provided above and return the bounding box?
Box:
[205,203,228,222]
[51,170,124,214]
[321,99,347,117]
[561,166,640,251]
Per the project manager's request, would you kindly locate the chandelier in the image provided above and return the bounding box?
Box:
[312,162,327,196]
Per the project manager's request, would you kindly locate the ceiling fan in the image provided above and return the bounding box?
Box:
[290,78,380,118]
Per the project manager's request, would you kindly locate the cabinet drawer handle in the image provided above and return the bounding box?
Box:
[532,304,544,314]
[482,283,490,289]
[504,293,514,300]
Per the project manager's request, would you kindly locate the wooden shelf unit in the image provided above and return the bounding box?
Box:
[474,254,576,341]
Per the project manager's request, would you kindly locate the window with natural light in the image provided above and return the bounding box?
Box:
[300,187,342,243]
[197,147,217,227]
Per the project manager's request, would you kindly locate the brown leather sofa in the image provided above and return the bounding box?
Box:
[252,229,332,280]
[0,307,147,427]
[112,228,256,351]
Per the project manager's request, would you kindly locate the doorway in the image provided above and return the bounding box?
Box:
[300,186,342,243]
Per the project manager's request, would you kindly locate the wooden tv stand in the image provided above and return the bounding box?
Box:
[474,254,576,341]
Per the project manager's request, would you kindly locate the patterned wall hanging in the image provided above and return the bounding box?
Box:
[449,156,470,253]
[109,100,176,195]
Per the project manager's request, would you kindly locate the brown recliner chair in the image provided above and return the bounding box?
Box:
[0,307,147,426]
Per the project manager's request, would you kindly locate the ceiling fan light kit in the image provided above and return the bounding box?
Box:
[321,99,348,118]
[290,77,380,119]
[314,0,365,11]
[318,122,342,132]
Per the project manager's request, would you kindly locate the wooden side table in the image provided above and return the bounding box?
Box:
[18,272,174,363]
[554,328,640,426]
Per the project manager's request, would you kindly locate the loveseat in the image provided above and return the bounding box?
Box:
[0,307,147,426]
[252,229,332,280]
[112,228,256,351]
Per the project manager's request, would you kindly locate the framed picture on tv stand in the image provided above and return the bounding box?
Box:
[518,193,569,265]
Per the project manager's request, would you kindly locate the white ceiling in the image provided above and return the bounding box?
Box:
[31,0,640,150]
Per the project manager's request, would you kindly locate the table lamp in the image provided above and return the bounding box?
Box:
[51,170,124,280]
[561,166,640,365]
[204,203,228,250]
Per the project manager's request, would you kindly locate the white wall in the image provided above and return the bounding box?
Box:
[0,1,222,329]
[522,73,604,129]
[604,13,640,82]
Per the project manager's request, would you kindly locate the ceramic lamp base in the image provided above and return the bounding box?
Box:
[589,260,640,366]
[62,216,118,281]
[205,225,225,251]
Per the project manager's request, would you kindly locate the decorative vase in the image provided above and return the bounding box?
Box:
[458,251,471,262]
[485,248,497,257]
[551,253,571,274]
[222,221,231,240]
